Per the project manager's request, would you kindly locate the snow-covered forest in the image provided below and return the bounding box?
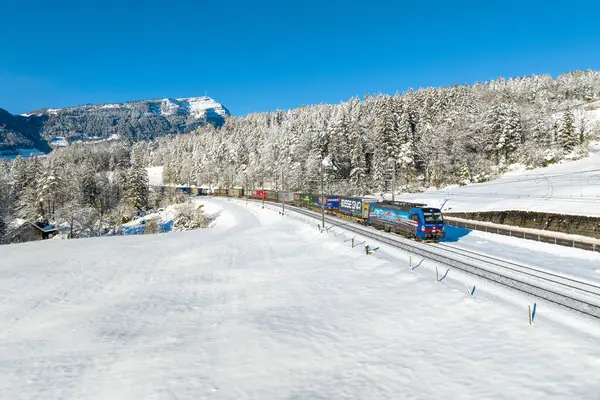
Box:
[1,70,600,241]
[0,142,189,240]
[139,70,600,194]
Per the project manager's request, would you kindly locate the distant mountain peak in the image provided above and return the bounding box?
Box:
[1,96,231,153]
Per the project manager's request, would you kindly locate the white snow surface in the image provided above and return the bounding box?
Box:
[394,141,600,216]
[180,96,229,119]
[158,97,228,119]
[1,198,599,399]
[146,166,164,186]
[442,224,600,285]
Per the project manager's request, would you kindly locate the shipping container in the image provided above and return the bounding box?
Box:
[339,196,363,217]
[293,193,302,203]
[361,199,376,219]
[214,188,229,196]
[230,188,244,198]
[311,195,339,210]
[311,194,323,208]
[326,195,340,210]
[265,190,278,201]
[278,191,295,202]
[300,193,313,205]
[191,188,198,196]
[251,189,267,199]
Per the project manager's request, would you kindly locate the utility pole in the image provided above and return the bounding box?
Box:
[282,169,285,215]
[320,161,325,229]
[391,161,396,203]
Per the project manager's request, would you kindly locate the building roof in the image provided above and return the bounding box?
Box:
[32,222,59,233]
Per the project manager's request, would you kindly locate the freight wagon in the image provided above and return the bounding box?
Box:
[229,188,245,198]
[312,195,341,211]
[337,196,375,222]
[251,189,267,199]
[299,194,313,206]
[214,188,229,197]
[278,191,295,202]
[265,190,278,202]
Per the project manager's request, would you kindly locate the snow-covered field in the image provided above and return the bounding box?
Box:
[1,199,599,399]
[395,141,600,216]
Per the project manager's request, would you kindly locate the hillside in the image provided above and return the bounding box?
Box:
[0,109,51,152]
[143,71,600,199]
[0,96,230,152]
[392,100,600,216]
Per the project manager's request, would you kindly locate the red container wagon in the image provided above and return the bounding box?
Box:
[251,189,267,199]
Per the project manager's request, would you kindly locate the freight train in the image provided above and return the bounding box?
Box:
[206,188,445,242]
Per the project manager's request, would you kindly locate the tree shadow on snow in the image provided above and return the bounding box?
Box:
[441,225,471,243]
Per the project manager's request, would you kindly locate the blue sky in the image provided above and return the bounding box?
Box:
[2,0,600,116]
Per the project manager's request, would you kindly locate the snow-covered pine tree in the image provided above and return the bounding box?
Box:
[80,163,100,209]
[348,127,367,195]
[19,158,44,220]
[529,115,551,146]
[327,109,352,179]
[371,96,396,192]
[0,163,10,240]
[556,108,577,152]
[124,163,149,213]
[485,103,522,165]
[38,163,63,219]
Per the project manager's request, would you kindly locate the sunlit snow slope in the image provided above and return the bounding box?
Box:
[396,142,600,216]
[0,199,599,399]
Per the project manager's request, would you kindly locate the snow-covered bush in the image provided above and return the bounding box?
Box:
[173,203,207,230]
[144,218,161,235]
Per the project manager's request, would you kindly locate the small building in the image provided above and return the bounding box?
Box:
[4,221,59,244]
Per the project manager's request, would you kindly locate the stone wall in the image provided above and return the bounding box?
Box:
[445,210,600,239]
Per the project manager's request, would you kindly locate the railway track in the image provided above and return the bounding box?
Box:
[260,200,600,319]
[433,243,600,298]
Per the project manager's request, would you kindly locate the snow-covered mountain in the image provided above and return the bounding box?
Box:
[0,96,230,152]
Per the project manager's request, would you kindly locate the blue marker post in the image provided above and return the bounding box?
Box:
[528,303,538,325]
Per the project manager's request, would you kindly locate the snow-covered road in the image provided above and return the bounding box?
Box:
[1,199,600,399]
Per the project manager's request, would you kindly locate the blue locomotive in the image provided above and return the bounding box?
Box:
[368,201,445,242]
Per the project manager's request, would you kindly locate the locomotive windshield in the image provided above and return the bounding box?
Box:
[421,208,444,224]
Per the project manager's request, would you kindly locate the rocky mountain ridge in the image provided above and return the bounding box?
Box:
[0,96,229,153]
